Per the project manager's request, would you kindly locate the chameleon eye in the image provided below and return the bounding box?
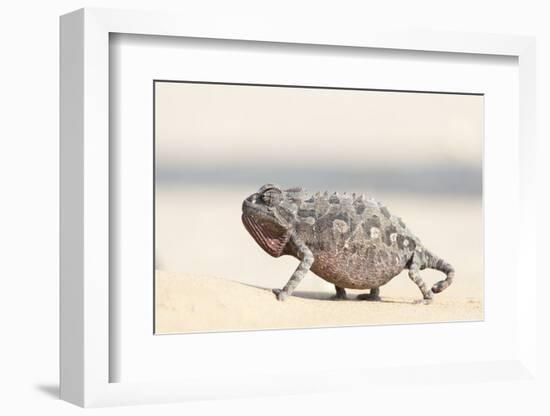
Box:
[261,188,282,206]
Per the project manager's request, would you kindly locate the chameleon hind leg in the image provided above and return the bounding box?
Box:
[408,253,434,304]
[333,285,348,300]
[357,287,381,301]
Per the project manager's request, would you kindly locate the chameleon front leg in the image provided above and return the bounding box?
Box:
[273,234,314,301]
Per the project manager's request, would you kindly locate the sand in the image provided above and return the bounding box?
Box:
[155,270,483,334]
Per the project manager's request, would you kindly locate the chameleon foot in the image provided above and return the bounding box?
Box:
[357,287,381,301]
[332,294,348,301]
[414,296,433,305]
[357,293,381,301]
[332,286,347,300]
[272,288,289,301]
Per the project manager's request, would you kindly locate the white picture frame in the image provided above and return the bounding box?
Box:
[60,7,538,408]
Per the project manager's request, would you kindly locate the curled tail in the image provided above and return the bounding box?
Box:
[425,251,455,293]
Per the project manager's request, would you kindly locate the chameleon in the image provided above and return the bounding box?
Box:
[241,184,455,303]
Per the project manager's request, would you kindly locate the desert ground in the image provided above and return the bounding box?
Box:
[155,271,482,334]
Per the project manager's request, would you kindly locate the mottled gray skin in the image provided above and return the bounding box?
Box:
[242,184,455,303]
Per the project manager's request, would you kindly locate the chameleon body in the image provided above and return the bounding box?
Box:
[241,184,455,303]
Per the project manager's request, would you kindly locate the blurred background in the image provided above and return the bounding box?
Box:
[155,81,483,300]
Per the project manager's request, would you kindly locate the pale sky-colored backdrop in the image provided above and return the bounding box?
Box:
[155,81,483,299]
[156,82,482,166]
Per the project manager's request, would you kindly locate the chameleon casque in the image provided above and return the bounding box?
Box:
[241,184,455,303]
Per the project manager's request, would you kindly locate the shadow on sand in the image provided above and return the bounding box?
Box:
[241,281,416,304]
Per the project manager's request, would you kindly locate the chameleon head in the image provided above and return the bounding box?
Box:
[241,184,297,257]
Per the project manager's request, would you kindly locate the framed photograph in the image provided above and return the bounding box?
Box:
[60,8,538,408]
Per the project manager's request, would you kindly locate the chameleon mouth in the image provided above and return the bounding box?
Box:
[241,214,289,258]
